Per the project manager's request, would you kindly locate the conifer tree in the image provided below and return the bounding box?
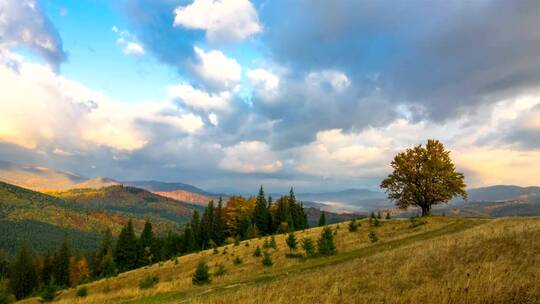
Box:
[348,219,358,232]
[10,242,37,300]
[192,261,210,285]
[140,221,155,265]
[302,237,316,257]
[286,233,297,253]
[253,186,272,235]
[190,210,202,249]
[318,211,326,227]
[262,252,273,267]
[54,237,71,287]
[200,201,215,249]
[317,226,336,256]
[213,197,225,245]
[270,235,277,250]
[93,229,117,278]
[182,227,197,253]
[114,220,139,272]
[386,212,391,220]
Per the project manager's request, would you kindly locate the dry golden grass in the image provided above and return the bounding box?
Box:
[17,217,540,304]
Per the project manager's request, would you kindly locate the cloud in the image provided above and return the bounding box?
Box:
[173,0,262,43]
[0,0,67,70]
[168,83,231,111]
[306,70,350,92]
[247,68,280,101]
[112,26,145,56]
[192,46,241,90]
[220,141,282,173]
[0,54,205,153]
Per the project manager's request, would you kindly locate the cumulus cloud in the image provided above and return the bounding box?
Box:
[247,68,280,101]
[173,0,262,43]
[192,46,241,90]
[0,54,204,153]
[168,83,231,111]
[112,26,145,55]
[0,0,67,70]
[306,70,350,92]
[220,141,282,173]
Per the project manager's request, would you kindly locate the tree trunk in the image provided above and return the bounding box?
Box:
[421,205,431,217]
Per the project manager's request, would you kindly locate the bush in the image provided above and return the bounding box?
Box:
[76,287,88,298]
[139,275,159,289]
[262,252,273,267]
[286,233,297,253]
[233,256,242,265]
[385,212,391,220]
[302,237,316,257]
[40,284,57,302]
[224,237,236,245]
[270,236,277,250]
[253,246,262,257]
[348,219,358,232]
[192,261,210,285]
[318,226,337,256]
[368,231,379,243]
[234,238,240,246]
[371,217,380,227]
[213,264,227,277]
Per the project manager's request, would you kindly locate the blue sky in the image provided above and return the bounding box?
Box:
[0,0,539,193]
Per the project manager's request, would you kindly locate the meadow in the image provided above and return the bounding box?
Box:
[17,216,540,304]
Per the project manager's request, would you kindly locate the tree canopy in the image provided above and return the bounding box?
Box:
[380,139,467,216]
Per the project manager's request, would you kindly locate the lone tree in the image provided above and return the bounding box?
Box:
[380,139,467,216]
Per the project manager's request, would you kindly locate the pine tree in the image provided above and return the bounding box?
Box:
[182,227,197,253]
[237,216,252,240]
[385,212,391,220]
[286,233,297,253]
[10,242,37,300]
[93,229,116,278]
[192,261,210,285]
[200,201,215,249]
[253,186,272,235]
[348,219,358,232]
[262,252,273,267]
[302,237,316,257]
[377,211,382,219]
[270,235,277,250]
[54,237,71,287]
[114,220,139,272]
[213,197,225,245]
[317,226,336,256]
[318,211,326,227]
[253,246,262,257]
[191,210,201,249]
[140,221,155,265]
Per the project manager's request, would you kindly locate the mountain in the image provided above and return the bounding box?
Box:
[463,185,540,203]
[296,188,385,203]
[0,181,199,255]
[125,180,226,205]
[0,160,118,191]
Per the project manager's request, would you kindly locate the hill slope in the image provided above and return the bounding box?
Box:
[0,182,199,254]
[33,216,540,304]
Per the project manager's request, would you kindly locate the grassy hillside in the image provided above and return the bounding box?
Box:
[48,185,200,224]
[22,216,539,304]
[0,182,198,254]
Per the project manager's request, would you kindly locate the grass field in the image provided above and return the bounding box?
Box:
[18,216,540,304]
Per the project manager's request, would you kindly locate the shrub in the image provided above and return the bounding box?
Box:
[224,237,236,245]
[348,219,358,232]
[213,264,227,277]
[385,212,391,220]
[262,252,273,267]
[371,217,380,227]
[192,261,210,285]
[286,233,297,253]
[369,230,379,243]
[40,284,57,302]
[233,256,242,265]
[318,226,337,256]
[253,246,262,257]
[377,211,382,219]
[234,238,240,247]
[302,237,316,257]
[263,238,270,249]
[245,242,250,247]
[270,236,277,250]
[139,275,159,289]
[76,287,88,298]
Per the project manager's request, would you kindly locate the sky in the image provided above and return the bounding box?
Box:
[0,0,539,193]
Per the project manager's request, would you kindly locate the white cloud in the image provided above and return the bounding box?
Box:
[0,54,204,153]
[220,141,282,173]
[173,0,262,43]
[112,26,144,56]
[193,46,241,90]
[306,70,351,92]
[247,68,280,101]
[168,83,231,111]
[208,113,219,126]
[123,42,144,55]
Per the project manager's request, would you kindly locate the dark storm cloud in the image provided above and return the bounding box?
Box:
[257,0,540,121]
[0,0,67,70]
